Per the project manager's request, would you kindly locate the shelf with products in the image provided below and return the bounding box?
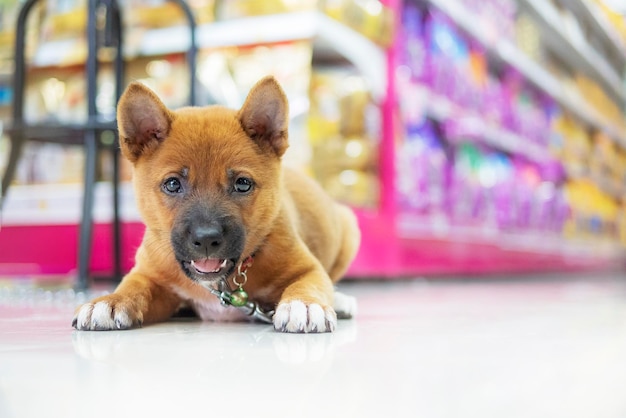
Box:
[425,0,626,152]
[519,0,625,104]
[392,0,626,274]
[1,39,384,187]
[566,0,626,69]
[411,85,556,165]
[4,11,387,153]
[134,12,388,99]
[497,42,626,151]
[0,0,390,182]
[0,1,391,278]
[26,11,387,102]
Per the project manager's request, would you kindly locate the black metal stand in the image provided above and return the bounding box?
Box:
[2,0,197,290]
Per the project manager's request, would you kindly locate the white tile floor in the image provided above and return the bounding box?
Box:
[1,274,626,418]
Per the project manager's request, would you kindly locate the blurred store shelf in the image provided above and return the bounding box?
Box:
[2,0,626,280]
[559,0,626,67]
[421,87,555,164]
[426,0,626,151]
[521,0,625,103]
[31,12,387,101]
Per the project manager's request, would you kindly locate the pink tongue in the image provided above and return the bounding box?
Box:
[191,258,224,273]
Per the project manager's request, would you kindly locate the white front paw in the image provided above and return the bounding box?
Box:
[73,301,136,331]
[273,300,337,333]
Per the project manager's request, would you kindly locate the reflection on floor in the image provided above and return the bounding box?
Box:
[1,273,626,418]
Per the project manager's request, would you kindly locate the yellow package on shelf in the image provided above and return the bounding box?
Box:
[564,179,620,242]
[216,0,316,19]
[595,0,626,45]
[320,0,393,47]
[41,7,86,40]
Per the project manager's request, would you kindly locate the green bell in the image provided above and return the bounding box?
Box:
[230,288,248,307]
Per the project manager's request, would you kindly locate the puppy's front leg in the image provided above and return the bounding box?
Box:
[73,273,181,330]
[273,265,337,333]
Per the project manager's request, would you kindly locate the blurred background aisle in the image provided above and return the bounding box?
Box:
[1,0,626,281]
[1,0,626,283]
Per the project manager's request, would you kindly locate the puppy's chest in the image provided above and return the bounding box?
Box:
[172,285,243,322]
[188,297,248,322]
[173,283,277,322]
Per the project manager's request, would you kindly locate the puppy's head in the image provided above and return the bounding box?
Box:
[117,76,289,283]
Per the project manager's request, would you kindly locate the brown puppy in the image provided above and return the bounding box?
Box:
[73,76,360,333]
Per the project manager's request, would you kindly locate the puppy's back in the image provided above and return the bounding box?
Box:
[282,167,360,280]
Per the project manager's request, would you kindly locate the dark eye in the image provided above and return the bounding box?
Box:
[234,177,253,194]
[163,177,183,194]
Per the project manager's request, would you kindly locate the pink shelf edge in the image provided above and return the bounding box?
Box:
[0,212,621,279]
[348,209,624,278]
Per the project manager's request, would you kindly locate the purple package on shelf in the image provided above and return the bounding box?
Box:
[397,120,448,215]
[477,75,503,126]
[538,93,558,147]
[425,9,470,100]
[401,2,427,81]
[442,118,482,145]
[540,160,566,184]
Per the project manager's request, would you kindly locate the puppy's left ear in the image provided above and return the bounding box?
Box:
[238,76,289,157]
[117,82,173,163]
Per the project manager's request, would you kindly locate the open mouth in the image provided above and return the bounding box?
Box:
[183,258,235,281]
[192,258,227,274]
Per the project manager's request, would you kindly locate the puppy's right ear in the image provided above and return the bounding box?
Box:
[117,82,173,162]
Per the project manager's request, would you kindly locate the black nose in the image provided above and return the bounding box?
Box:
[191,225,224,253]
